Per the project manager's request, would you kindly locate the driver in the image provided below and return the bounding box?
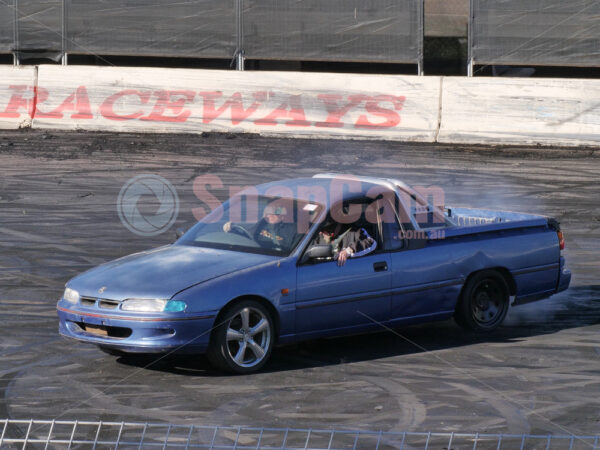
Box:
[223,205,296,250]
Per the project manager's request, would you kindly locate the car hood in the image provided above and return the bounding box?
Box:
[69,245,278,301]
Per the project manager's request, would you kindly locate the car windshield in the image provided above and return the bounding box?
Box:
[177,195,324,256]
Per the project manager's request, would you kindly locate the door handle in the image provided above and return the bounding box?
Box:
[373,261,388,272]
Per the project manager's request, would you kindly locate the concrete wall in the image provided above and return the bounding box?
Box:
[32,66,442,142]
[438,77,600,147]
[0,66,36,129]
[1,65,599,147]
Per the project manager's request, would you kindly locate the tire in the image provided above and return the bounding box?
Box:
[207,300,274,374]
[455,270,509,332]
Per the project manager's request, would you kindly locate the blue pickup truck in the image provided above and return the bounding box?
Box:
[57,174,571,373]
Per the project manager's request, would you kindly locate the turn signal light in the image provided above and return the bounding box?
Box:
[557,231,565,250]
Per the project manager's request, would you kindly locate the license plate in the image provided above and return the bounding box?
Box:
[83,324,108,337]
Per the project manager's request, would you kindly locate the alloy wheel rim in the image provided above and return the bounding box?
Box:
[226,307,271,368]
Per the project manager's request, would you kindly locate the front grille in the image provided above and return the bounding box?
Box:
[79,297,121,309]
[80,297,96,306]
[99,300,119,309]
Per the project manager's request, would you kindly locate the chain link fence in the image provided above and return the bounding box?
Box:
[1,420,599,450]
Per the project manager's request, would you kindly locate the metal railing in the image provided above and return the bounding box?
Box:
[1,420,599,449]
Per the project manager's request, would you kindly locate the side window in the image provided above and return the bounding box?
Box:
[306,199,381,261]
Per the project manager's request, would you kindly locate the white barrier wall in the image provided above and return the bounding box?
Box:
[34,66,441,142]
[0,66,37,129]
[438,77,600,147]
[3,65,599,147]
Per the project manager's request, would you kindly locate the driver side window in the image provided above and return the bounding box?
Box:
[307,199,380,262]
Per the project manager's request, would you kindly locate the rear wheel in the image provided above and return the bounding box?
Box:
[455,270,509,332]
[207,300,274,374]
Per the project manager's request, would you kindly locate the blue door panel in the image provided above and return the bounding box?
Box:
[390,245,463,320]
[390,283,463,319]
[295,253,392,334]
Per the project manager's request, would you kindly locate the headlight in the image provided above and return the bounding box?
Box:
[121,298,168,312]
[63,287,80,304]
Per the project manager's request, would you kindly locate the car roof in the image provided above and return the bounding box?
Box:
[252,174,401,205]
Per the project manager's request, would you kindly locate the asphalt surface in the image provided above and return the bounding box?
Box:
[0,130,599,438]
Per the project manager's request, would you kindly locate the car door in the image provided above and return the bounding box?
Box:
[294,200,391,337]
[385,197,463,325]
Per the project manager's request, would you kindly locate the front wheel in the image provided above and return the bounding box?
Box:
[207,300,274,374]
[455,270,509,332]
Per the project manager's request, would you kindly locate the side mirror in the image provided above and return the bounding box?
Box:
[301,244,333,263]
[174,228,186,242]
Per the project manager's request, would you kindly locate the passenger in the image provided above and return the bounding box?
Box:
[315,221,376,266]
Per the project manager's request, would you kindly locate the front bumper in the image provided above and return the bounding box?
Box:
[57,304,216,354]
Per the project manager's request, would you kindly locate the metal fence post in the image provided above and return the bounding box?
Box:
[91,421,102,450]
[374,430,383,450]
[61,0,68,65]
[232,426,241,449]
[67,420,78,450]
[44,420,56,450]
[255,428,264,450]
[399,431,406,450]
[303,429,312,449]
[209,425,219,449]
[185,424,195,449]
[0,419,7,446]
[472,432,479,450]
[138,423,148,450]
[280,428,289,449]
[114,422,125,450]
[12,0,18,65]
[418,0,424,75]
[467,0,474,76]
[447,432,454,450]
[21,419,33,450]
[162,424,173,450]
[327,430,335,450]
[235,0,245,70]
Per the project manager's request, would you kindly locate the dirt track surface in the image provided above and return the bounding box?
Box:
[0,130,599,436]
